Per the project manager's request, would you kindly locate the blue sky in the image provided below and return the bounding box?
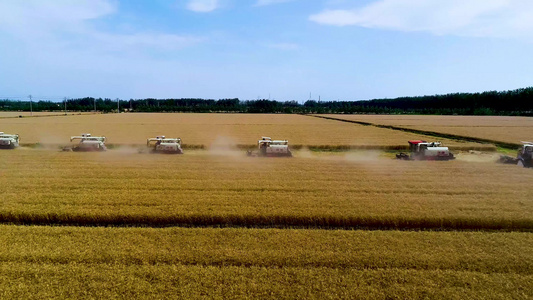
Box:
[1,0,533,102]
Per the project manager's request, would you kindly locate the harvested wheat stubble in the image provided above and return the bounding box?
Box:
[0,112,485,148]
[319,114,533,145]
[1,149,532,230]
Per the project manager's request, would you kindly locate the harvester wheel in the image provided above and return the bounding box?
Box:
[396,153,410,160]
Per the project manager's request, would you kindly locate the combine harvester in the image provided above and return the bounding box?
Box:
[146,136,183,154]
[67,133,107,152]
[247,137,292,157]
[0,132,19,149]
[396,140,455,161]
[499,142,532,168]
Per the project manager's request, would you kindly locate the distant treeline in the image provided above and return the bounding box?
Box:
[2,87,533,115]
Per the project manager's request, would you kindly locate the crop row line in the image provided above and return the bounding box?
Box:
[1,212,532,232]
[0,259,529,275]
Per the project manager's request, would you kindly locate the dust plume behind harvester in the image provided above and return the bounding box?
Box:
[146,136,183,154]
[247,137,292,157]
[0,132,19,149]
[396,140,455,161]
[499,142,533,168]
[65,133,107,152]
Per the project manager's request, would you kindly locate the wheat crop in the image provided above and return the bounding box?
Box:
[1,149,531,230]
[0,226,531,299]
[319,114,533,145]
[0,113,486,149]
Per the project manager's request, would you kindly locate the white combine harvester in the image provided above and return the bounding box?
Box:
[396,140,455,161]
[499,141,533,168]
[68,133,107,152]
[0,132,19,149]
[146,136,183,154]
[247,137,292,157]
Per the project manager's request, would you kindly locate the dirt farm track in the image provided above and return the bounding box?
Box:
[0,113,532,299]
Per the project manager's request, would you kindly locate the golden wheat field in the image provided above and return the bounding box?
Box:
[2,149,532,229]
[319,114,533,145]
[0,113,487,149]
[0,226,531,299]
[1,113,532,298]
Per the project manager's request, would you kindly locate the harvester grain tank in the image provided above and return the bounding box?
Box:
[396,140,455,161]
[69,133,107,151]
[146,136,183,154]
[499,142,533,168]
[247,137,292,157]
[0,132,19,149]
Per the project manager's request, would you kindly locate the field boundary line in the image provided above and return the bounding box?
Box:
[0,112,93,119]
[308,114,519,150]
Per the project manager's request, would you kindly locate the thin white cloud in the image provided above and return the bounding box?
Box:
[186,0,219,12]
[0,0,202,53]
[267,43,299,50]
[255,0,295,6]
[0,0,116,32]
[309,0,533,39]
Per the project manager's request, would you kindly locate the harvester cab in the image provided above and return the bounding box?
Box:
[517,142,533,168]
[146,136,183,154]
[397,140,454,161]
[248,137,292,157]
[70,133,107,151]
[498,142,533,168]
[0,132,19,149]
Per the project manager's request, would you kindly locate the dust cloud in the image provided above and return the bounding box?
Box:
[38,134,66,150]
[343,150,382,162]
[293,148,385,163]
[111,145,143,155]
[207,136,245,158]
[454,151,500,163]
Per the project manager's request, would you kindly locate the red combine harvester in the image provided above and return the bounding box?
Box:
[396,140,455,161]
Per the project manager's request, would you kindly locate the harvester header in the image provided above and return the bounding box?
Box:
[499,141,532,168]
[0,132,19,149]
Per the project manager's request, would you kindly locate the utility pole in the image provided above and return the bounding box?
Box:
[116,98,119,113]
[94,98,96,112]
[64,97,67,115]
[28,95,33,116]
